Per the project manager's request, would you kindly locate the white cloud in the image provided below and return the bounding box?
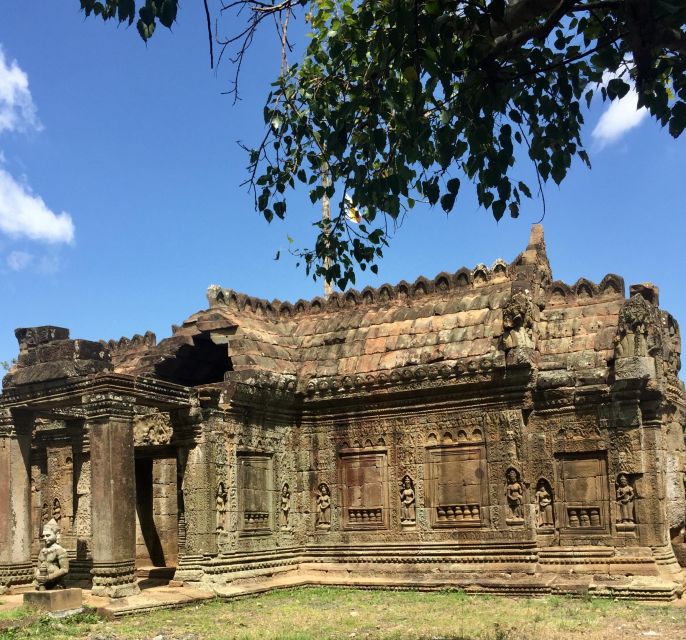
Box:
[591,70,648,148]
[6,250,33,271]
[0,46,73,249]
[0,45,40,134]
[0,168,74,243]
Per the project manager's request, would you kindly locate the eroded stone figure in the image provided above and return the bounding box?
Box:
[216,482,228,531]
[535,479,554,528]
[400,475,416,524]
[506,468,524,520]
[316,482,331,528]
[34,519,69,591]
[52,498,62,525]
[280,482,291,528]
[502,291,536,351]
[615,293,660,358]
[616,474,635,523]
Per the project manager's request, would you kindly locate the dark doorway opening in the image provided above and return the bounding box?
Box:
[135,458,165,567]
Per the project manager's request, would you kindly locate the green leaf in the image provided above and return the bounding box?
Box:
[157,0,177,28]
[118,0,136,24]
[402,66,419,82]
[517,181,532,198]
[669,101,686,138]
[492,199,506,220]
[447,177,460,195]
[607,78,630,100]
[136,18,155,41]
[440,192,456,213]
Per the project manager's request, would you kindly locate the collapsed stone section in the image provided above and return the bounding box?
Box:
[1,224,685,600]
[3,327,111,387]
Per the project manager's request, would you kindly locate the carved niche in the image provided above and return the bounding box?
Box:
[399,475,416,526]
[215,482,228,532]
[615,473,636,531]
[426,434,488,528]
[505,468,525,525]
[534,478,555,531]
[315,482,331,530]
[134,413,173,447]
[280,483,291,529]
[338,448,389,530]
[237,452,273,535]
[556,453,609,533]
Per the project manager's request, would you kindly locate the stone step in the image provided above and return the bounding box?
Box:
[135,566,176,582]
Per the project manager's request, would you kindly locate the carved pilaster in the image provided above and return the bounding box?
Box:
[84,394,139,597]
[0,409,34,592]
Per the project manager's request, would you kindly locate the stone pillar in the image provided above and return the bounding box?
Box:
[0,409,34,592]
[85,394,139,598]
[181,440,216,555]
[637,417,669,546]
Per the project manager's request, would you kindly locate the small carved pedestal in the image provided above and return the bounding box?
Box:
[24,588,83,613]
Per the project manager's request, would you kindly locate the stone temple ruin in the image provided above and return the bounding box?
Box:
[2,225,686,600]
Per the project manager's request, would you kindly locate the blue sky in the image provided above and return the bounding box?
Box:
[0,3,684,372]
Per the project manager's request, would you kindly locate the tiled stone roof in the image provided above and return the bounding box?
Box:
[109,225,637,394]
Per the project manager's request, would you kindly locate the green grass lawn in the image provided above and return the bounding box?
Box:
[2,587,686,640]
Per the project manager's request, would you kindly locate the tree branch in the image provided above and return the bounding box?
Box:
[491,0,578,57]
[203,0,215,69]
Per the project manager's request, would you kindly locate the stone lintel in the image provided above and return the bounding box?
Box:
[1,373,191,415]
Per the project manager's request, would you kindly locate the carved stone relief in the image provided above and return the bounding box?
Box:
[134,413,173,447]
[52,498,62,526]
[339,449,388,530]
[501,291,537,351]
[427,445,487,528]
[616,473,636,530]
[535,478,554,530]
[615,294,661,358]
[315,482,331,530]
[399,475,416,526]
[505,468,524,524]
[237,453,273,534]
[280,482,291,529]
[557,453,608,532]
[216,482,228,532]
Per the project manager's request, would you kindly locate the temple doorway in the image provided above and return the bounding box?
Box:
[134,455,178,569]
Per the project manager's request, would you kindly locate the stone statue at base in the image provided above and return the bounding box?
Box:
[34,518,69,591]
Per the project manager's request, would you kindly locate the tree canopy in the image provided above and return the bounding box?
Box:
[80,0,686,290]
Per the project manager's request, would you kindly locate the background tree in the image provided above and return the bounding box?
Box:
[80,0,686,290]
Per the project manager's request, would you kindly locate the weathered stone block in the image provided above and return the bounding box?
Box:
[614,356,656,381]
[24,588,82,612]
[537,370,574,389]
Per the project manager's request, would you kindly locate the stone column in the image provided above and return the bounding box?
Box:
[85,394,139,597]
[0,409,34,592]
